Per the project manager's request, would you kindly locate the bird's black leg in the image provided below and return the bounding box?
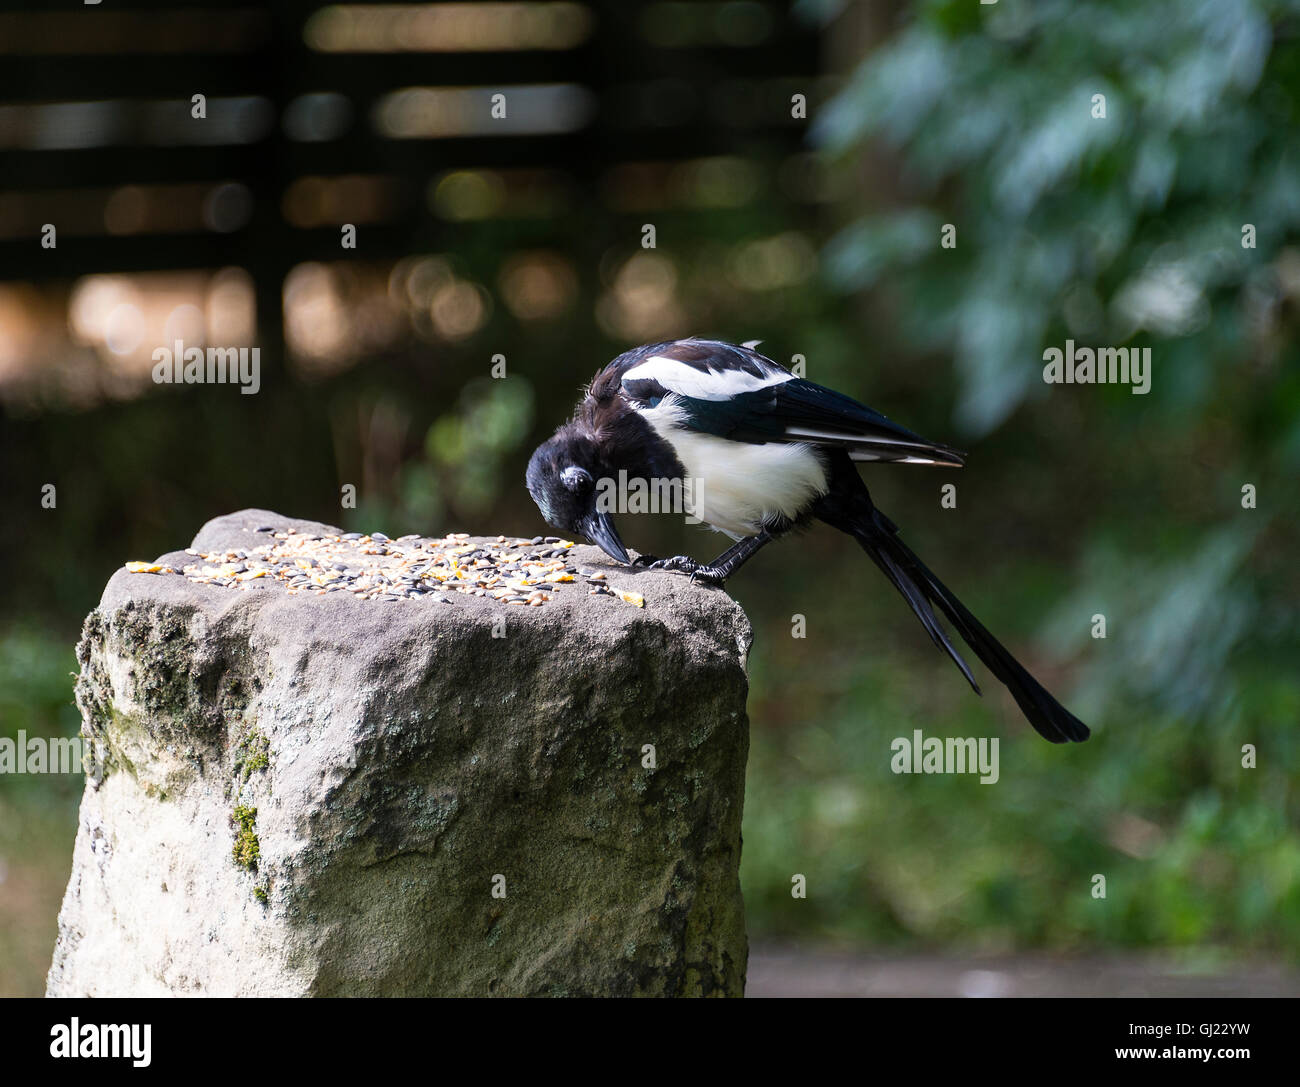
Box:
[642,530,774,585]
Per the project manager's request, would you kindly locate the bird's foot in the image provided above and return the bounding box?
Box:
[644,555,726,586]
[630,553,661,568]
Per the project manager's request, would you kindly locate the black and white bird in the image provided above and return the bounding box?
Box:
[526,337,1089,743]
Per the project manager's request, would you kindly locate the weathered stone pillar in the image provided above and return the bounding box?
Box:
[47,510,751,997]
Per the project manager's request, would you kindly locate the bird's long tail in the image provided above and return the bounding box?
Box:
[825,497,1089,744]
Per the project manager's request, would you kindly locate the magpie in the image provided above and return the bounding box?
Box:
[526,337,1089,743]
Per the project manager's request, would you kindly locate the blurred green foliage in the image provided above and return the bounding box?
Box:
[0,626,83,995]
[358,376,536,533]
[818,0,1300,433]
[737,0,1300,957]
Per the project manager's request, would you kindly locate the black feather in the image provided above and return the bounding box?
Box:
[813,454,1089,744]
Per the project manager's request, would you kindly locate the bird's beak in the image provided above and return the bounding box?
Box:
[578,509,630,565]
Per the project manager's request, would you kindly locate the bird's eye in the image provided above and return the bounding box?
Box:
[560,465,593,493]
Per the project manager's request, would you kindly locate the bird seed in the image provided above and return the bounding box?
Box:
[121,528,648,609]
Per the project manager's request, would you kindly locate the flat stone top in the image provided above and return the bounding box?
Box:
[101,508,752,658]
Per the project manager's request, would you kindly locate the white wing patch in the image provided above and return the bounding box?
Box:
[640,398,827,537]
[848,450,953,465]
[783,425,916,446]
[785,426,963,465]
[623,354,792,402]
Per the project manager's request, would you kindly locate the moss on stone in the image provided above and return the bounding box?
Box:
[233,728,270,781]
[232,804,260,871]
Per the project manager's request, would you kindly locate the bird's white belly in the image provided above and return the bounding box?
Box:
[663,428,830,538]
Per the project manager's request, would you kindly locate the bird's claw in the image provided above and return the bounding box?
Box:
[641,555,726,586]
[630,553,660,568]
[648,555,699,574]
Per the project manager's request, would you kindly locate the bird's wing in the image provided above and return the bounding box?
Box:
[621,340,965,467]
[619,338,791,403]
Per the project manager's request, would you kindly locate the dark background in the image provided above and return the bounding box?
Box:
[2,0,1298,996]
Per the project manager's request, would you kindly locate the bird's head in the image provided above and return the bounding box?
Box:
[525,429,630,565]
